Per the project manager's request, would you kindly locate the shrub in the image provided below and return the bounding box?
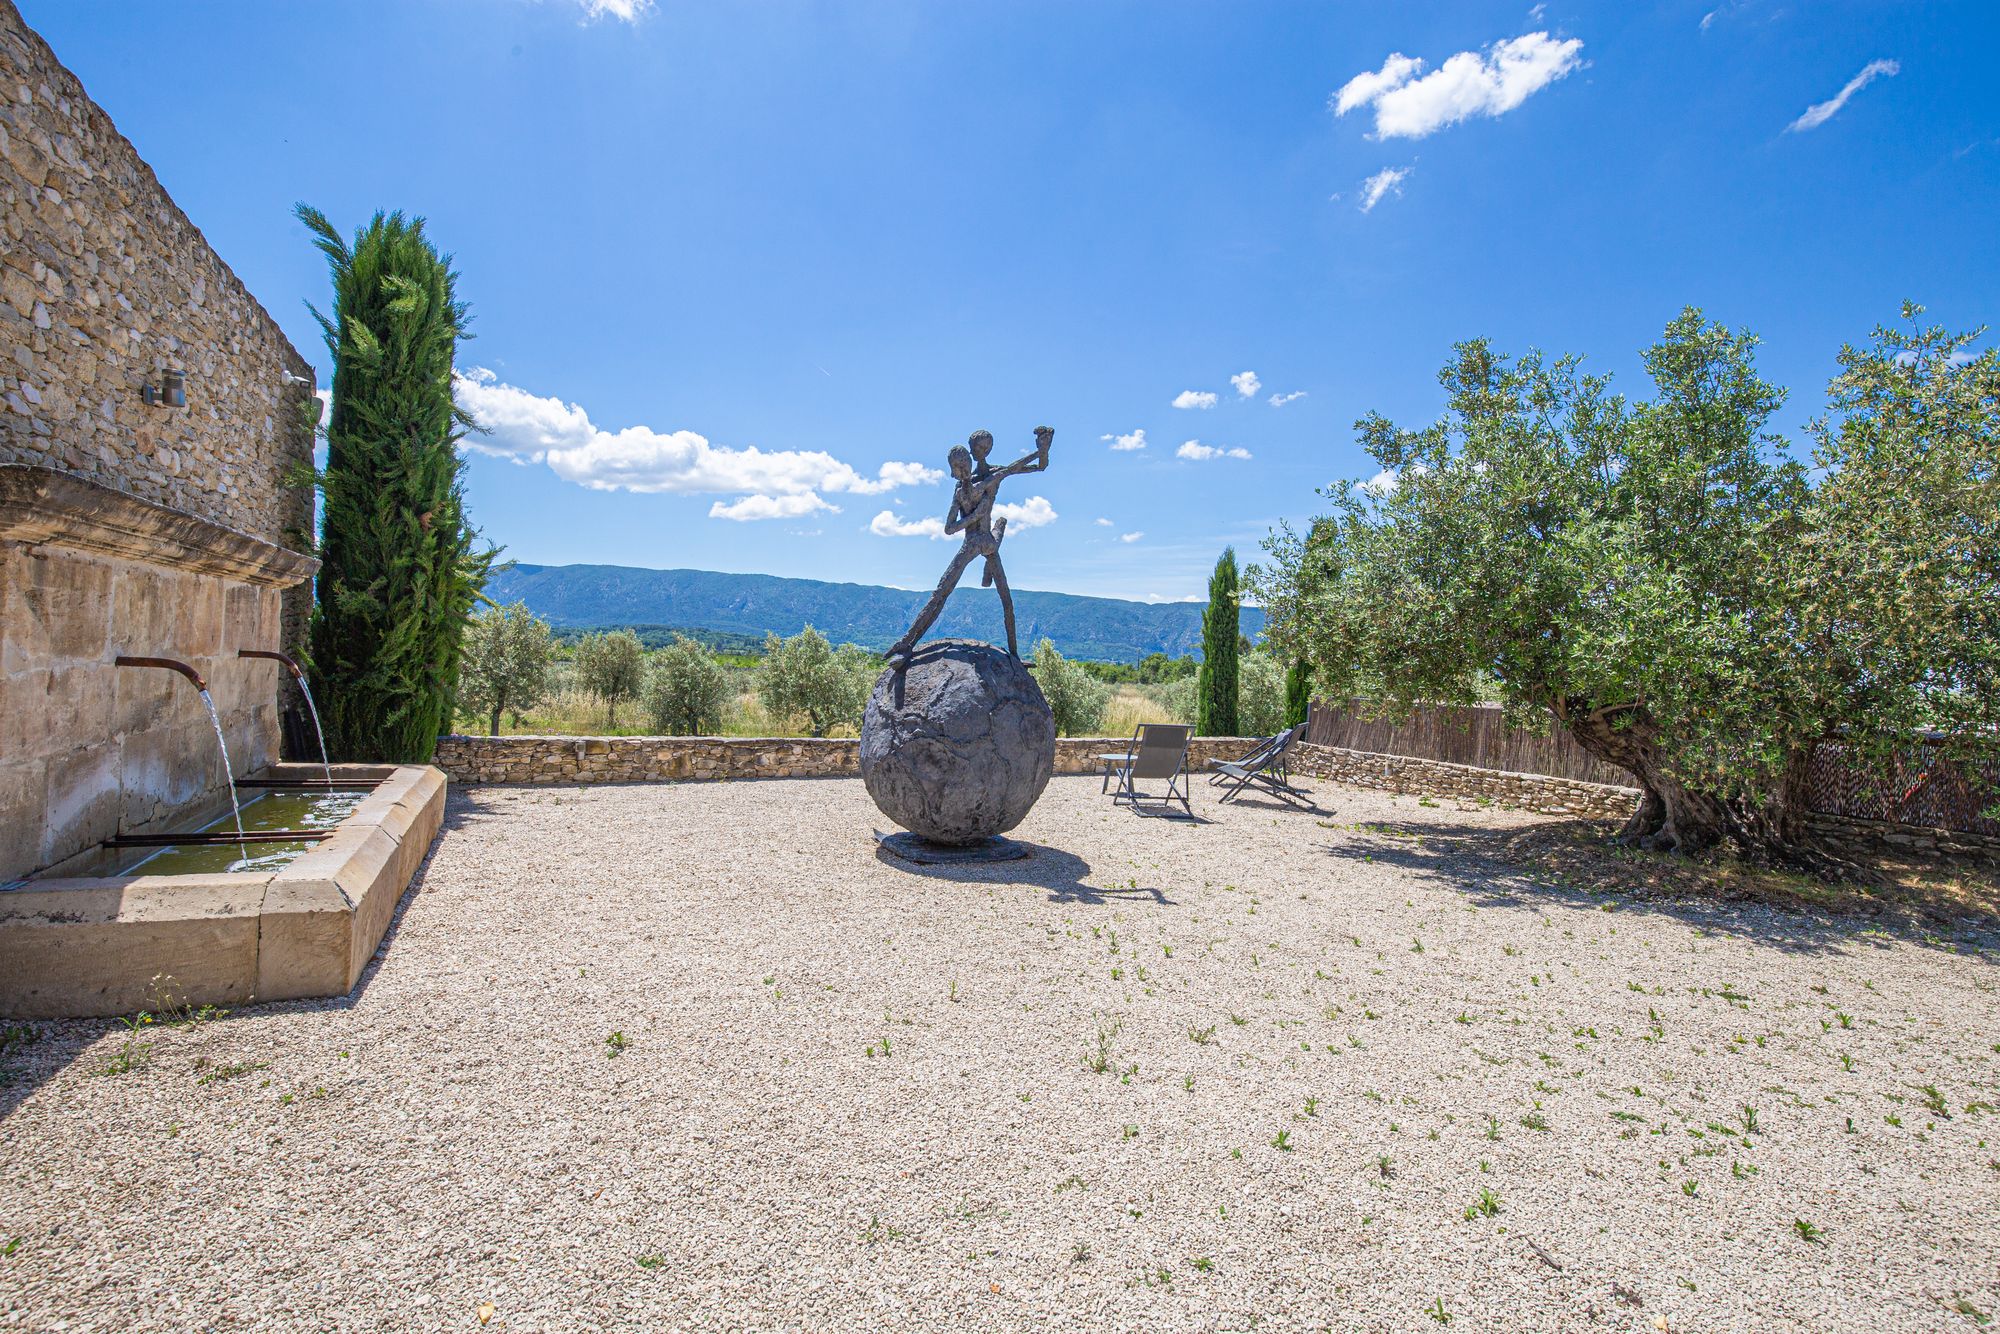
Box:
[646,635,730,735]
[573,630,645,727]
[1030,638,1110,736]
[758,626,873,737]
[458,601,554,735]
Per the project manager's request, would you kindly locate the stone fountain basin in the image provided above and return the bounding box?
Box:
[0,763,445,1018]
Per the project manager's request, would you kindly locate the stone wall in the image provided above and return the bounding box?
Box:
[0,3,316,550]
[1291,742,1642,819]
[0,468,317,883]
[0,6,319,882]
[433,733,1263,786]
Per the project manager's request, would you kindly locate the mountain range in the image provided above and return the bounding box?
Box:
[484,563,1264,663]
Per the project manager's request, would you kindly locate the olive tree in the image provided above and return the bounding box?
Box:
[573,629,645,727]
[1030,638,1110,736]
[757,626,873,737]
[457,601,554,736]
[645,635,730,735]
[1254,307,1998,865]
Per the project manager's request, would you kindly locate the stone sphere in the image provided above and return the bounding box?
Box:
[860,639,1056,845]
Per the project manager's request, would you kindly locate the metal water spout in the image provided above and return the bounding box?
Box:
[116,654,246,853]
[239,649,332,786]
[114,655,208,692]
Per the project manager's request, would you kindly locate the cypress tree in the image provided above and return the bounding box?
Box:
[1284,658,1314,728]
[1196,547,1240,736]
[298,206,492,762]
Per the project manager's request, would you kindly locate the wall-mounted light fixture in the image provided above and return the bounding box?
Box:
[141,368,187,408]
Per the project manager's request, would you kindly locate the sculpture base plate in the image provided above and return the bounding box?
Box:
[874,831,1032,865]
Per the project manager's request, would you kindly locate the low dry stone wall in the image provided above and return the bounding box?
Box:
[433,734,1262,786]
[1291,742,1641,819]
[432,734,1997,870]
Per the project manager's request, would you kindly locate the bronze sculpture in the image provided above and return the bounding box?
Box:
[885,425,1053,667]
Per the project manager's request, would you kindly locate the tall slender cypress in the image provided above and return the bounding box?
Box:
[1196,547,1240,736]
[298,206,491,762]
[1284,658,1314,728]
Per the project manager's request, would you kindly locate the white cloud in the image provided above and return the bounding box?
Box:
[1787,59,1899,133]
[1172,390,1219,410]
[1230,370,1262,399]
[1269,390,1308,407]
[1119,531,1144,544]
[1334,32,1584,140]
[867,496,1057,539]
[869,510,945,539]
[1333,53,1424,116]
[454,368,941,519]
[1094,517,1115,527]
[1177,440,1252,462]
[575,0,653,20]
[1359,166,1411,213]
[711,493,834,522]
[1358,467,1401,496]
[997,496,1059,530]
[1101,428,1148,451]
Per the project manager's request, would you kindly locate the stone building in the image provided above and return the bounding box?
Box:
[0,0,319,884]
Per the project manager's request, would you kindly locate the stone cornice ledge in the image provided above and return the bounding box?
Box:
[0,465,319,587]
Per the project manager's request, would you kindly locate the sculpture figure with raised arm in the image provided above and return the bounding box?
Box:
[885,425,1053,667]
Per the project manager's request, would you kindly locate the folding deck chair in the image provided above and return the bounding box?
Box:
[1209,723,1315,807]
[1104,723,1194,818]
[1207,724,1300,788]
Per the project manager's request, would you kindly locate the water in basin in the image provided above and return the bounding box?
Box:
[104,790,367,877]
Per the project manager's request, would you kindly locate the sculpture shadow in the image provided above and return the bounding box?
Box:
[873,842,1174,907]
[1312,814,2000,962]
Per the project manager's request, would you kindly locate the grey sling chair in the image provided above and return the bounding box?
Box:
[1106,723,1194,818]
[1207,723,1297,787]
[1210,722,1316,807]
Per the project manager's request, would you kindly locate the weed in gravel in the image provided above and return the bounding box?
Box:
[1793,1218,1824,1243]
[1682,1179,1699,1197]
[1485,1116,1501,1141]
[1083,1022,1121,1073]
[1191,1256,1213,1273]
[1949,1296,1991,1324]
[1521,1110,1551,1132]
[866,1036,892,1058]
[605,1031,631,1058]
[95,1013,155,1077]
[1188,1024,1217,1046]
[1426,1298,1454,1324]
[1071,1243,1091,1264]
[1122,1124,1139,1141]
[1271,1128,1294,1151]
[1183,1075,1195,1092]
[1303,1095,1321,1118]
[1054,1176,1088,1193]
[636,1254,664,1269]
[1740,1105,1761,1135]
[1839,1053,1856,1072]
[860,1215,906,1244]
[197,1060,267,1086]
[1463,1186,1501,1220]
[1,1238,20,1257]
[1920,1085,1951,1118]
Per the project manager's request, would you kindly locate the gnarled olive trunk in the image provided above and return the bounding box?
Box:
[1555,699,1836,871]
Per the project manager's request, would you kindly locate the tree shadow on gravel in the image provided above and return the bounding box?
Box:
[1311,814,2000,962]
[874,844,1175,907]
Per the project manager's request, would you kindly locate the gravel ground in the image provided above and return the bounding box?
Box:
[4,775,1998,1333]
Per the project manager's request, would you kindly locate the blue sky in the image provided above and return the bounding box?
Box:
[26,0,1999,602]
